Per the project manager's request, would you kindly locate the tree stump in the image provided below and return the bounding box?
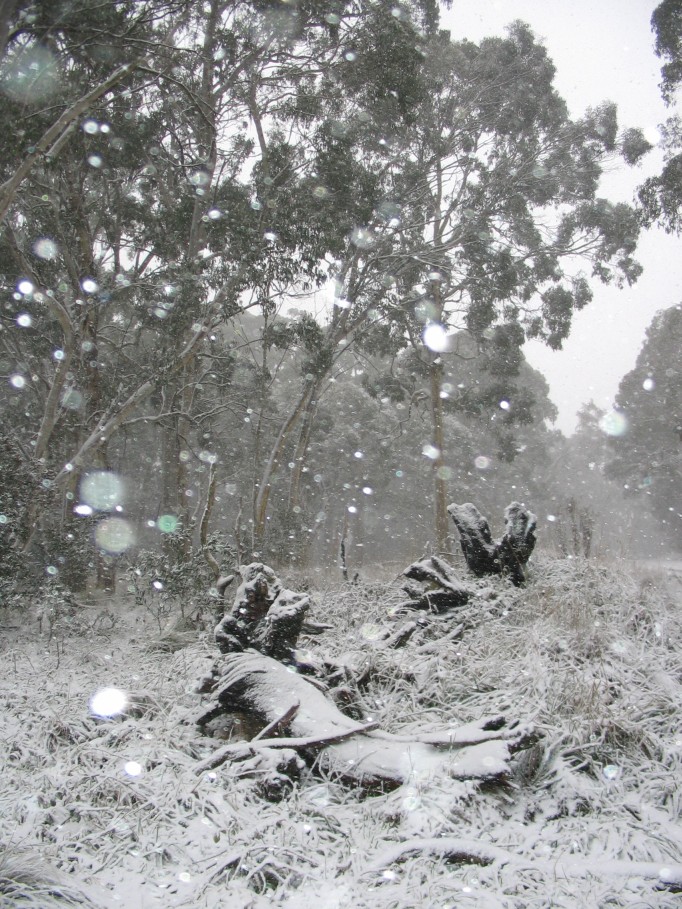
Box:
[214,563,310,663]
[398,555,471,612]
[448,501,536,586]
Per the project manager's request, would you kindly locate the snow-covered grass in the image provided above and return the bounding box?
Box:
[1,557,681,908]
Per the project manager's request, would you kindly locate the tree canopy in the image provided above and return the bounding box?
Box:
[0,0,653,582]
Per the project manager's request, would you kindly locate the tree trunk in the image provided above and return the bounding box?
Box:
[253,381,317,547]
[429,357,451,555]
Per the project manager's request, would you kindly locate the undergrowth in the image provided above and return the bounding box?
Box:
[0,557,680,908]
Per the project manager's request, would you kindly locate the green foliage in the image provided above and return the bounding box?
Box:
[606,303,682,550]
[652,0,682,102]
[0,437,43,596]
[638,0,682,231]
[128,530,235,629]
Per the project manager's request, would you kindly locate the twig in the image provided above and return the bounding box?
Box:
[194,721,380,775]
[251,701,300,742]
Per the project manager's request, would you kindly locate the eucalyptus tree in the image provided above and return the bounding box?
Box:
[0,0,202,581]
[354,23,648,553]
[605,303,682,551]
[257,21,649,550]
[638,0,682,232]
[0,0,350,577]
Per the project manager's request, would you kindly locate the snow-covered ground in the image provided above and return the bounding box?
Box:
[1,556,681,908]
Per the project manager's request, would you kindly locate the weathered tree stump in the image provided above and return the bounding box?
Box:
[196,651,529,791]
[214,563,310,663]
[448,501,536,586]
[398,555,471,612]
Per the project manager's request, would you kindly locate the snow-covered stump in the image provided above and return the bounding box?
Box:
[214,563,310,663]
[398,555,471,612]
[448,501,537,586]
[195,651,529,791]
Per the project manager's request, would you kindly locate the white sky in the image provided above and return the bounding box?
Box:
[442,0,682,434]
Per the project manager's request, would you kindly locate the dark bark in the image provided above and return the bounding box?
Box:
[398,555,471,612]
[448,501,537,586]
[214,563,310,662]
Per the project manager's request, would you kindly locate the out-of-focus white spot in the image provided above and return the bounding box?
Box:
[9,374,26,389]
[190,170,210,187]
[152,580,164,590]
[402,794,421,811]
[547,514,556,522]
[599,410,628,437]
[602,764,620,781]
[362,486,373,495]
[1,45,60,103]
[82,119,99,134]
[350,226,375,248]
[80,471,124,511]
[53,349,65,361]
[360,623,382,640]
[90,687,127,718]
[87,154,103,168]
[422,323,451,352]
[123,761,143,777]
[643,377,655,391]
[177,872,191,883]
[157,514,178,533]
[17,279,34,295]
[347,505,358,514]
[62,388,83,410]
[422,444,440,460]
[354,451,364,459]
[95,517,135,554]
[16,313,32,327]
[74,504,93,516]
[474,455,491,470]
[499,399,510,410]
[81,277,99,294]
[33,238,58,260]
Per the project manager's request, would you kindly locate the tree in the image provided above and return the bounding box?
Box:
[605,304,682,552]
[638,0,682,232]
[329,21,648,553]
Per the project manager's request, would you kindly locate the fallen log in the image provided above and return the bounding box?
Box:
[196,650,528,790]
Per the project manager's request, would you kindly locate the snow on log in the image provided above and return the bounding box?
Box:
[196,651,527,789]
[448,501,537,585]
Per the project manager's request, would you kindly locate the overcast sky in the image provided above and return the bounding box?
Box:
[442,0,682,434]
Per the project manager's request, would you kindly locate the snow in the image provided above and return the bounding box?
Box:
[1,557,681,907]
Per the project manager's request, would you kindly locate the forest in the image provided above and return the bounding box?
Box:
[1,1,682,907]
